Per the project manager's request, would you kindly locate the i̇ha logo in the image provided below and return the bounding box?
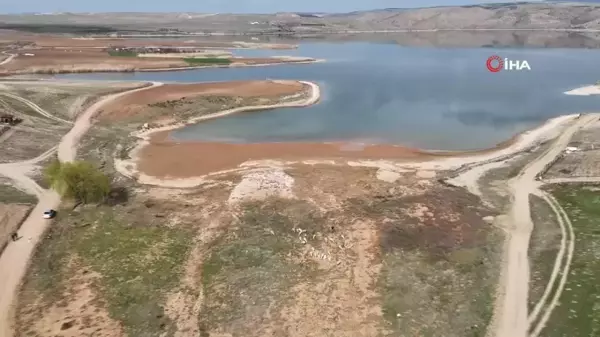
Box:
[486,55,531,72]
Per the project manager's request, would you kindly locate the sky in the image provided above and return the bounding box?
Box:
[1,0,541,14]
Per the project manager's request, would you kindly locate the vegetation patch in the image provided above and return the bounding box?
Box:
[44,160,111,203]
[346,185,502,337]
[199,199,322,335]
[528,194,562,312]
[19,205,193,337]
[0,183,37,204]
[138,95,268,124]
[542,185,600,337]
[183,57,232,65]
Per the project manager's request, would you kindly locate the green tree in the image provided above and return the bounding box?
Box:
[44,160,110,203]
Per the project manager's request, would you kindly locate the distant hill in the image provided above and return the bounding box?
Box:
[2,2,600,34]
[546,0,600,2]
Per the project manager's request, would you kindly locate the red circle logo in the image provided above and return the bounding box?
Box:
[486,55,504,73]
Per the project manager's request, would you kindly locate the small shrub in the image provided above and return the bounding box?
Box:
[44,160,110,203]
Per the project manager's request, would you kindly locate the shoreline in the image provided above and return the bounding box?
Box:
[0,58,324,77]
[114,80,322,183]
[114,79,580,187]
[563,84,600,96]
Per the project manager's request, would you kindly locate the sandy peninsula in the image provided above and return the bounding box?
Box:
[564,84,600,96]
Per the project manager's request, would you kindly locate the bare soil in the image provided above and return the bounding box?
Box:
[15,161,502,337]
[0,203,32,255]
[528,194,562,312]
[0,81,144,162]
[0,49,189,75]
[3,81,146,120]
[545,119,600,179]
[98,80,305,121]
[0,47,313,75]
[2,33,295,50]
[139,138,430,178]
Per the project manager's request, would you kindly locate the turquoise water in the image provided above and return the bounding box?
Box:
[56,42,600,150]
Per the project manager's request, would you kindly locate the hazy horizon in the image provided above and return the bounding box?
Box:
[2,0,546,15]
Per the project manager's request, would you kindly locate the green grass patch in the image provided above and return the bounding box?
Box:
[199,199,321,335]
[183,57,232,65]
[528,194,562,312]
[0,184,36,204]
[347,186,502,337]
[108,50,139,57]
[542,185,600,337]
[379,236,501,337]
[23,205,193,337]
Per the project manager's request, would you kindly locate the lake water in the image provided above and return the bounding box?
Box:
[56,41,600,150]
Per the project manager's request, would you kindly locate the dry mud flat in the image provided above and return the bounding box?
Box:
[16,163,503,337]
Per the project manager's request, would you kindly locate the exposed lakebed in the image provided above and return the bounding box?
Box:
[57,41,600,150]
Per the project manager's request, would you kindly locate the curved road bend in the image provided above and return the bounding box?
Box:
[0,53,16,66]
[0,81,163,337]
[495,113,598,337]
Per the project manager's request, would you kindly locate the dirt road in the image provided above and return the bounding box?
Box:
[494,114,598,337]
[0,53,16,66]
[0,92,73,124]
[0,81,162,337]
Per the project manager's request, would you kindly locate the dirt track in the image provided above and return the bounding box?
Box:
[0,53,15,66]
[0,81,161,337]
[493,114,597,337]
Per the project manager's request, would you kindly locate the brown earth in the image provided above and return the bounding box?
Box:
[139,136,431,178]
[15,160,501,337]
[0,203,32,254]
[0,31,294,49]
[0,48,313,75]
[99,80,305,121]
[0,49,188,75]
[133,122,527,180]
[17,258,125,337]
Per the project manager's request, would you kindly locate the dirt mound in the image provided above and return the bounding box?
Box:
[228,168,295,204]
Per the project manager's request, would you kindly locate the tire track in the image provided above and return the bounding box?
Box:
[0,81,161,337]
[527,191,568,327]
[529,193,575,337]
[0,92,73,125]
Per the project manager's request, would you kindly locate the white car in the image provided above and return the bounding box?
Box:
[43,210,57,219]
